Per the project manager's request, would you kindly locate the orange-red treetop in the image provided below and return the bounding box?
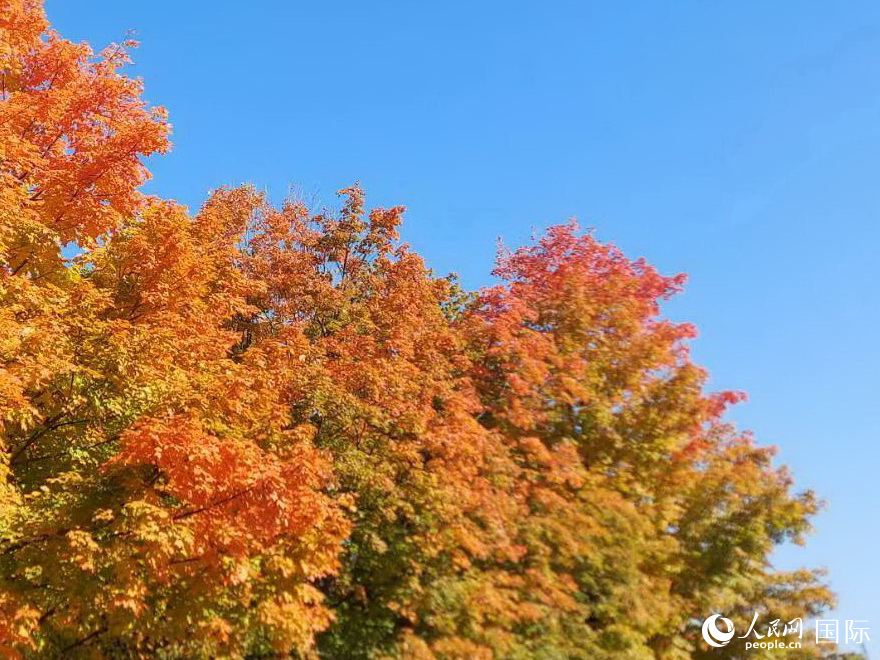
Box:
[1,0,168,252]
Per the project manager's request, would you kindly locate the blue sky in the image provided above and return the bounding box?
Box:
[47,0,880,653]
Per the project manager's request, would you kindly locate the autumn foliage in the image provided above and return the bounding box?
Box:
[0,2,837,658]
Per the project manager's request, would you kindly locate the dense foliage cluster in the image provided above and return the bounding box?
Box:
[0,2,840,658]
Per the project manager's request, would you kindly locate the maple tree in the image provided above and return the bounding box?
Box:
[0,1,849,658]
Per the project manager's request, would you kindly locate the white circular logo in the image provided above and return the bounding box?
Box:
[702,614,735,647]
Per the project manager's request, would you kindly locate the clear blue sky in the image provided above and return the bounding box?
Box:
[48,0,879,653]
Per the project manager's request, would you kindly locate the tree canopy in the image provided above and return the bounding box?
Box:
[0,1,840,658]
